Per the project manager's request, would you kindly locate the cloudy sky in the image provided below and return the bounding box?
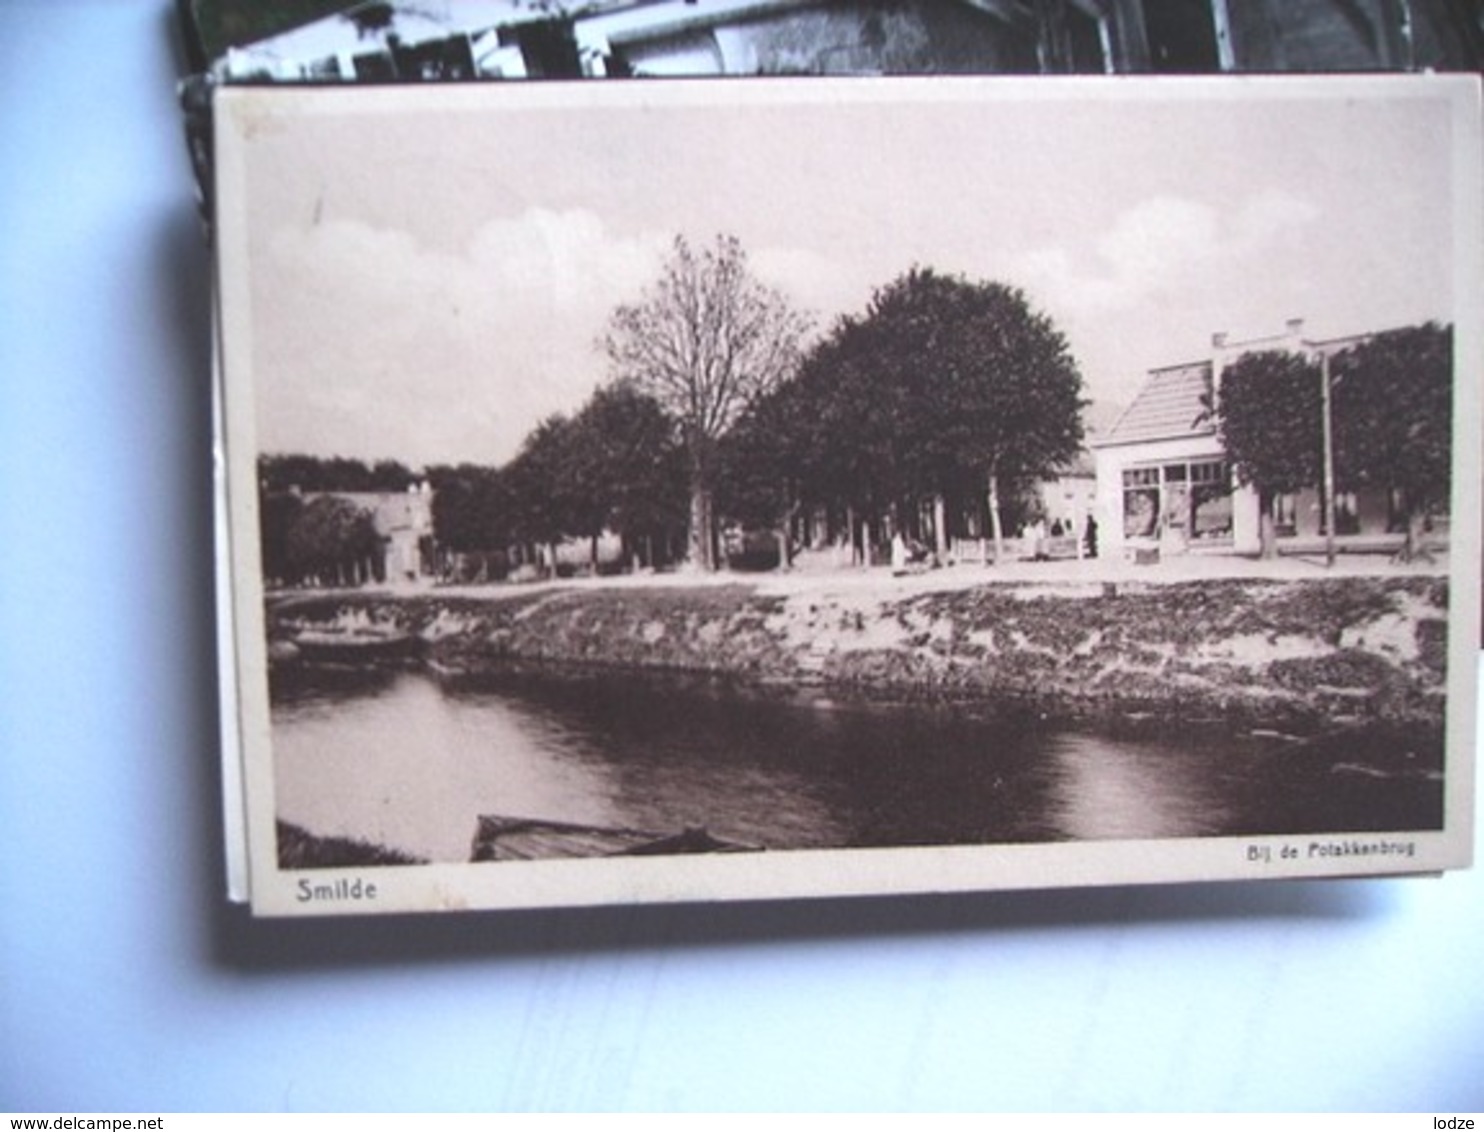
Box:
[224,77,1467,469]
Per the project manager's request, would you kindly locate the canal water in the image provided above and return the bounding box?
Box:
[270,665,1443,863]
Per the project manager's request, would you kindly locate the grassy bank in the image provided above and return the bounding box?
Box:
[276,819,426,868]
[266,574,1449,734]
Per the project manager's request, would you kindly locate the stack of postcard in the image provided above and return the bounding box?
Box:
[191,3,1482,917]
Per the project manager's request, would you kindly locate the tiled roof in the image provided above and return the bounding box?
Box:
[1096,361,1215,447]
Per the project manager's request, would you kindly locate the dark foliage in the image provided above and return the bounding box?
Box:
[721,267,1084,554]
[284,495,382,584]
[1331,322,1453,556]
[565,383,688,567]
[259,453,416,494]
[1214,324,1452,559]
[259,489,305,584]
[426,463,512,555]
[1214,349,1323,495]
[276,820,424,868]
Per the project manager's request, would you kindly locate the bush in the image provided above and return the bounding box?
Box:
[276,820,424,868]
[1268,649,1394,692]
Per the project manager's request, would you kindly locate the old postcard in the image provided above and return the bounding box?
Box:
[213,76,1480,916]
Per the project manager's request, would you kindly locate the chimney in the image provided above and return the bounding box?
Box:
[1210,332,1229,400]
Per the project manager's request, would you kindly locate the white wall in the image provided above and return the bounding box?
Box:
[1093,435,1231,559]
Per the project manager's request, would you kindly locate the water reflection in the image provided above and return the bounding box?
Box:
[1044,733,1253,839]
[270,666,1442,862]
[273,669,623,861]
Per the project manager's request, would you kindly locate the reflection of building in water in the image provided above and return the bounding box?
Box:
[1092,319,1442,561]
[207,1,1482,82]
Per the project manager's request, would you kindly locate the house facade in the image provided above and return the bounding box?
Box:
[1035,451,1098,539]
[1092,353,1246,560]
[1092,319,1428,561]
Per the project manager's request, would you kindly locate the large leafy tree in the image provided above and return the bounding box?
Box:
[603,234,810,570]
[715,375,819,569]
[259,489,305,587]
[565,383,688,571]
[259,453,415,494]
[792,268,1084,561]
[800,313,909,533]
[426,463,514,579]
[1212,349,1323,559]
[1332,322,1452,560]
[427,464,502,553]
[284,495,382,586]
[503,414,580,575]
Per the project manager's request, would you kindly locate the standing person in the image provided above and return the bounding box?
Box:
[891,532,909,576]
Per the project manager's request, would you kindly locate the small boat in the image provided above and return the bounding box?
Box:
[470,814,760,862]
[290,624,418,662]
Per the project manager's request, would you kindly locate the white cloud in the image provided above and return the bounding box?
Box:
[1235,189,1322,247]
[469,208,668,314]
[1015,191,1320,317]
[749,244,858,328]
[253,212,865,465]
[1005,190,1327,408]
[254,209,673,466]
[1096,196,1218,292]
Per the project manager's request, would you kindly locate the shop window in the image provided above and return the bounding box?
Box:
[1123,461,1233,544]
[1124,487,1159,539]
[1123,467,1159,488]
[1191,485,1232,539]
[1189,460,1226,485]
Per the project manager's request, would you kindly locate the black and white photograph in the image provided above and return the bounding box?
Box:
[191,0,1484,81]
[213,76,1480,915]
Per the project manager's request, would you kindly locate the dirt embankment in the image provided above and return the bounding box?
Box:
[267,575,1449,733]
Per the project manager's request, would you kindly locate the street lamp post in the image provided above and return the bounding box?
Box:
[1320,350,1337,568]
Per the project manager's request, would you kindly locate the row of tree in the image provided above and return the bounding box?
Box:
[256,233,1453,585]
[712,265,1084,565]
[260,491,385,587]
[259,454,418,495]
[1214,322,1452,559]
[427,383,689,578]
[379,236,1087,580]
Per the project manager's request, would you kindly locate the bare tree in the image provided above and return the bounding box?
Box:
[603,234,810,570]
